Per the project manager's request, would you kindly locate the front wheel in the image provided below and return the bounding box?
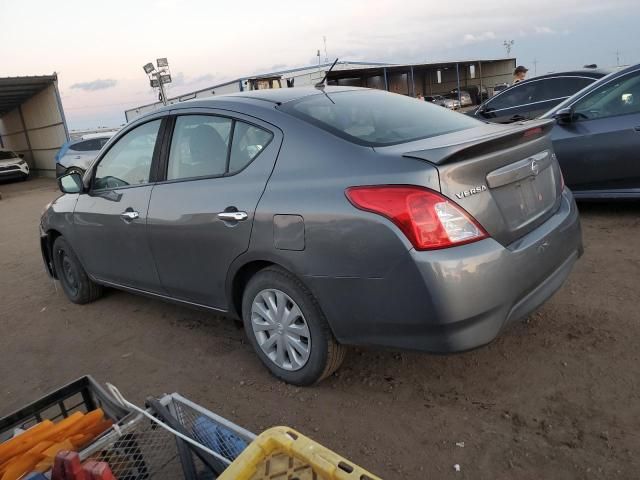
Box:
[242,267,346,385]
[52,236,103,304]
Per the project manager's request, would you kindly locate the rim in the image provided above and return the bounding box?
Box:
[58,249,79,296]
[251,289,311,371]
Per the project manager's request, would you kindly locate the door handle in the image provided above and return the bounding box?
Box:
[217,211,248,222]
[120,210,140,221]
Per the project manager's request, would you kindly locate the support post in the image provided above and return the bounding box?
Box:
[18,105,34,169]
[456,63,462,106]
[383,68,388,91]
[410,66,415,96]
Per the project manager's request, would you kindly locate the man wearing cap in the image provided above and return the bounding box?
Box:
[513,65,528,84]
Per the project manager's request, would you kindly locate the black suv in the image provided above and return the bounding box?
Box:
[468,69,611,123]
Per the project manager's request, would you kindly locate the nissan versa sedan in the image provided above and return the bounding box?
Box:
[40,87,583,385]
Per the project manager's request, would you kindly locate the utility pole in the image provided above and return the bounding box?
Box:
[532,58,538,77]
[503,40,514,57]
[323,36,328,63]
[616,49,621,66]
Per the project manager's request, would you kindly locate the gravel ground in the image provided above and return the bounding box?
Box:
[1,177,639,479]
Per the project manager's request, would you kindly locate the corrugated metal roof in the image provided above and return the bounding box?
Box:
[0,74,57,115]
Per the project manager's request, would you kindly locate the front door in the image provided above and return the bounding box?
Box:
[553,70,640,192]
[148,112,281,309]
[72,118,164,291]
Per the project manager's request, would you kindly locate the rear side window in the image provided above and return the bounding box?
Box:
[167,115,272,180]
[536,77,594,101]
[168,115,232,180]
[229,122,273,174]
[279,90,480,147]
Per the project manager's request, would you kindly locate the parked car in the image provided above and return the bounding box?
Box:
[443,95,461,110]
[55,134,115,177]
[542,64,640,199]
[468,69,611,123]
[449,89,473,107]
[0,149,29,181]
[492,83,510,96]
[451,86,488,105]
[41,87,582,385]
[425,94,446,107]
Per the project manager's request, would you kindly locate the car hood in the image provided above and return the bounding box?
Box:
[0,158,22,167]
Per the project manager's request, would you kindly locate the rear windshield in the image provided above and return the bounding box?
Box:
[279,89,481,146]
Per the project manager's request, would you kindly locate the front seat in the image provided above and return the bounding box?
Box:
[183,124,228,178]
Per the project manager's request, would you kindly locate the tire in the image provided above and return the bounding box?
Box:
[52,236,103,304]
[242,267,346,385]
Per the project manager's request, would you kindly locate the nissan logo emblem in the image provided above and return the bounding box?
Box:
[531,160,540,176]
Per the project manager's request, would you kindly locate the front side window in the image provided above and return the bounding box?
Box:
[167,115,232,180]
[484,82,538,111]
[280,90,480,147]
[93,119,161,190]
[573,71,640,121]
[70,139,101,152]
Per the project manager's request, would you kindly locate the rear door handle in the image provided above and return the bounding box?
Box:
[120,210,140,221]
[217,211,248,221]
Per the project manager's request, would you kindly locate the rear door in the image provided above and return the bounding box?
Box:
[147,109,281,309]
[552,69,640,192]
[72,118,166,291]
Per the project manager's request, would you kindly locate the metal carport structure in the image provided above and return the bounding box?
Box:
[0,74,69,177]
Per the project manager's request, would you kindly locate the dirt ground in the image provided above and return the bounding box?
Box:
[1,177,639,479]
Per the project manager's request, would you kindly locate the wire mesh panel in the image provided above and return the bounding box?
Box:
[85,415,185,479]
[79,394,256,479]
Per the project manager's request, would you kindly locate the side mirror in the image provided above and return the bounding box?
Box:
[18,153,25,159]
[58,172,83,194]
[554,107,574,124]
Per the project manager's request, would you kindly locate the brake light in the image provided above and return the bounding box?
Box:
[523,127,543,138]
[345,186,488,250]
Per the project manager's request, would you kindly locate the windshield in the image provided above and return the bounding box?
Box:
[0,150,18,160]
[279,89,481,147]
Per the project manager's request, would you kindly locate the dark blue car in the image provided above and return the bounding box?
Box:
[543,64,640,199]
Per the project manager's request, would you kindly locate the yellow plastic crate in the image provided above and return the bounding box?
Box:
[219,426,382,480]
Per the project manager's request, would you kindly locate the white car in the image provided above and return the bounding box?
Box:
[0,149,29,181]
[55,132,116,177]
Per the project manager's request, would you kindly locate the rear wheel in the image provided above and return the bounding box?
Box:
[242,267,346,385]
[52,236,103,304]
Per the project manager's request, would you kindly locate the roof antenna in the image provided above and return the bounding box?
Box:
[315,58,339,89]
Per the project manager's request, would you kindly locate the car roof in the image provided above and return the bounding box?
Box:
[220,85,363,104]
[521,68,613,82]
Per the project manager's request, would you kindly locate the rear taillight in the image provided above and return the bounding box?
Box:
[345,186,488,250]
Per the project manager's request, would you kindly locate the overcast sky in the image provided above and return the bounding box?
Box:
[2,0,639,129]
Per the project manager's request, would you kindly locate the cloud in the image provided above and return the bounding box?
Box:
[534,26,555,34]
[70,79,117,91]
[462,31,496,44]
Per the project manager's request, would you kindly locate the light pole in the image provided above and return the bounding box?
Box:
[143,58,172,105]
[503,40,514,57]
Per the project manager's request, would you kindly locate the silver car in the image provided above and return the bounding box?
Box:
[41,87,582,385]
[55,135,114,177]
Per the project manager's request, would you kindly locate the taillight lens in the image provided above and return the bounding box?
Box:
[345,186,488,250]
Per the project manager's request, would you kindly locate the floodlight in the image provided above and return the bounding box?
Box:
[150,78,160,88]
[160,74,172,84]
[143,63,155,74]
[157,58,169,68]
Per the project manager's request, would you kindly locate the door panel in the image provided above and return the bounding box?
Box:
[71,118,164,291]
[553,112,640,190]
[148,112,282,309]
[74,186,161,290]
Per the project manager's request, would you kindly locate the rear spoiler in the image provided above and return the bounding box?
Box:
[403,119,556,165]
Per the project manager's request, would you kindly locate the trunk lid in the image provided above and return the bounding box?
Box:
[376,119,563,246]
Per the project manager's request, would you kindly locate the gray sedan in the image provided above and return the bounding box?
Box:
[40,87,582,385]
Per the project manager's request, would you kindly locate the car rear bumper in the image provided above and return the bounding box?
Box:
[307,189,582,352]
